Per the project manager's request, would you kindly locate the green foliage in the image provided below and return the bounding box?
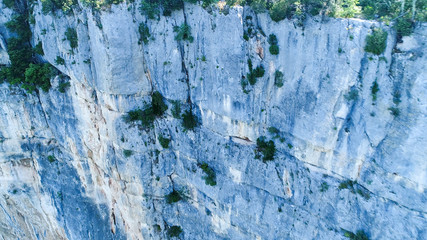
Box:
[270,0,292,22]
[55,56,65,65]
[151,91,168,116]
[123,149,133,157]
[23,63,54,92]
[6,14,32,40]
[388,107,400,117]
[174,23,194,42]
[48,155,56,163]
[269,45,279,55]
[80,0,124,10]
[243,32,249,41]
[139,0,160,19]
[124,91,167,128]
[199,162,217,186]
[138,23,151,44]
[250,0,267,13]
[274,70,284,87]
[41,0,77,14]
[58,82,71,93]
[332,0,361,18]
[256,136,276,162]
[339,180,356,190]
[167,226,183,238]
[395,18,413,38]
[3,0,15,9]
[1,12,55,93]
[124,108,154,128]
[268,127,280,135]
[253,65,265,78]
[158,135,171,148]
[371,80,379,101]
[34,42,44,56]
[181,109,198,131]
[344,89,359,101]
[320,182,329,192]
[344,229,370,240]
[364,28,387,55]
[393,90,401,105]
[171,100,182,119]
[165,190,182,204]
[65,27,78,49]
[247,72,256,85]
[268,34,278,45]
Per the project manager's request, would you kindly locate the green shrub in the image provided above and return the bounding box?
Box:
[55,56,65,65]
[158,135,171,148]
[171,100,181,119]
[247,72,256,85]
[268,127,280,135]
[243,32,249,41]
[181,110,198,131]
[151,91,168,116]
[332,0,361,18]
[3,0,15,8]
[253,65,265,78]
[123,149,133,157]
[165,190,182,204]
[392,90,401,105]
[344,89,359,101]
[48,155,56,163]
[269,45,279,55]
[139,0,160,19]
[42,0,77,14]
[274,70,284,87]
[371,80,379,101]
[23,63,54,92]
[247,59,253,72]
[167,226,183,238]
[268,34,278,45]
[388,107,400,117]
[34,42,44,56]
[174,23,194,43]
[339,180,356,190]
[65,27,78,49]
[256,136,276,162]
[58,82,71,93]
[395,18,413,38]
[138,23,151,44]
[344,229,369,240]
[199,162,217,186]
[364,28,387,55]
[2,13,55,93]
[270,0,292,22]
[250,0,267,13]
[320,182,329,192]
[5,14,32,40]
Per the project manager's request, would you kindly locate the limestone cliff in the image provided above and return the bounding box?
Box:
[0,1,426,239]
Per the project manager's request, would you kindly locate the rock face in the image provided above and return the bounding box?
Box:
[0,2,426,240]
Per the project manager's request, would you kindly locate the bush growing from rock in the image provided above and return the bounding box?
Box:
[364,28,387,55]
[174,23,194,43]
[181,110,198,131]
[65,27,78,49]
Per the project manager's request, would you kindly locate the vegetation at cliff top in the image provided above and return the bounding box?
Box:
[0,8,57,93]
